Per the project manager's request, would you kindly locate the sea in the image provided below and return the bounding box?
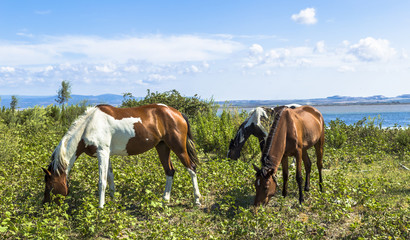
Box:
[315,104,410,128]
[220,104,410,128]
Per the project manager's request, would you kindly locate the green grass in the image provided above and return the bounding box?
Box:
[0,109,409,239]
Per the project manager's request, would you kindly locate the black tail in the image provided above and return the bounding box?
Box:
[182,114,200,167]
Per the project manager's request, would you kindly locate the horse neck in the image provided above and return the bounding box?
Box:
[233,123,252,149]
[51,107,96,174]
[261,107,288,173]
[245,108,269,140]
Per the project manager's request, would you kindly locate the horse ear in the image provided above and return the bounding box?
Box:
[253,163,260,172]
[42,167,51,176]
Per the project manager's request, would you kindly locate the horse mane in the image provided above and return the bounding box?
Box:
[260,106,288,172]
[244,107,268,129]
[49,106,99,174]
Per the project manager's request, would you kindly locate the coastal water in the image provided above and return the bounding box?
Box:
[220,104,410,128]
[316,104,410,127]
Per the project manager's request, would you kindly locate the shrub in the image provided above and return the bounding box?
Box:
[121,89,216,118]
[326,118,348,149]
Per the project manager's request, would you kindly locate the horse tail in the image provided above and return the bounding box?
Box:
[182,113,200,167]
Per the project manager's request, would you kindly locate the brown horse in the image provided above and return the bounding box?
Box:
[253,105,324,206]
[42,104,201,208]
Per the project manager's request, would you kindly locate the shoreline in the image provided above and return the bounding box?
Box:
[218,102,410,109]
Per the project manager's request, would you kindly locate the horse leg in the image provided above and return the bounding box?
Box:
[281,156,289,197]
[302,149,312,192]
[315,140,324,192]
[155,142,174,203]
[107,160,115,199]
[295,149,304,204]
[186,167,201,205]
[166,138,201,206]
[97,149,110,208]
[177,149,201,205]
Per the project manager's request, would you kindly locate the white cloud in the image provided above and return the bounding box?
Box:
[244,44,315,69]
[95,63,117,73]
[0,66,15,73]
[44,65,53,72]
[16,32,34,38]
[147,74,176,82]
[315,41,325,53]
[291,8,317,25]
[190,65,200,73]
[123,65,140,73]
[0,35,243,66]
[249,44,264,55]
[338,65,356,72]
[348,37,396,62]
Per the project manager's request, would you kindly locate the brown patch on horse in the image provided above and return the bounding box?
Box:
[97,104,169,120]
[126,122,162,155]
[76,139,97,157]
[42,166,69,205]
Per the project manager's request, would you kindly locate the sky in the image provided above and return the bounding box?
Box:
[1,0,410,100]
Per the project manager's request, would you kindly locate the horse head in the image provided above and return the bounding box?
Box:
[42,167,69,205]
[227,137,243,160]
[227,122,251,160]
[253,164,278,207]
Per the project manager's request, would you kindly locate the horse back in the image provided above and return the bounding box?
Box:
[85,104,187,155]
[288,106,324,149]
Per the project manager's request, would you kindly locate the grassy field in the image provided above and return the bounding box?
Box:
[0,105,409,239]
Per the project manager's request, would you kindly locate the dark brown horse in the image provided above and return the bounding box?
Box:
[253,105,324,206]
[42,104,201,208]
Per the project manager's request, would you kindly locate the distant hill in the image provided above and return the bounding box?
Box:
[0,94,125,109]
[1,94,410,109]
[216,95,410,108]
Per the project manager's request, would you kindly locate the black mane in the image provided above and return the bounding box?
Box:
[260,106,287,173]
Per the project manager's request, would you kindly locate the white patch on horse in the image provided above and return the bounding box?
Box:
[244,107,269,135]
[156,103,168,108]
[187,168,201,205]
[53,107,100,174]
[285,103,302,109]
[163,175,173,202]
[82,109,143,156]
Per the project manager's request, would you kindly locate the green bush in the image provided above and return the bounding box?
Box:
[395,127,410,150]
[326,118,348,149]
[121,89,216,118]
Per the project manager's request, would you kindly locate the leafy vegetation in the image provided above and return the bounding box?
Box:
[0,92,409,239]
[121,89,215,119]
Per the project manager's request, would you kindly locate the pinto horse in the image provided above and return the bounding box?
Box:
[227,104,301,160]
[42,104,201,208]
[253,105,324,206]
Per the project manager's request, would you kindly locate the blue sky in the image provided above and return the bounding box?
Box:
[1,0,410,100]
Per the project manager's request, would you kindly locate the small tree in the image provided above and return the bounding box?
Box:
[10,95,19,112]
[56,80,72,108]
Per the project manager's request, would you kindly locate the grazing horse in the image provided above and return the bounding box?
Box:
[42,104,201,208]
[227,104,301,160]
[253,105,324,206]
